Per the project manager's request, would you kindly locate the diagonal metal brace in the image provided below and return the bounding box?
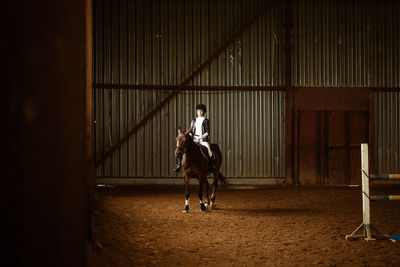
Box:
[96,0,279,168]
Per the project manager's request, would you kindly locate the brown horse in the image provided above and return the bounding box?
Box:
[175,127,228,213]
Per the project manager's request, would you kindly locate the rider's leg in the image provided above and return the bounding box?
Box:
[200,141,213,157]
[200,141,215,171]
[173,154,182,173]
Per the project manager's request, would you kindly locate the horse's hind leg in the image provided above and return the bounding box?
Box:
[198,181,206,211]
[210,174,219,209]
[204,178,210,210]
[183,175,190,213]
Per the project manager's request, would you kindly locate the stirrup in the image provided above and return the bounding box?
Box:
[173,164,181,173]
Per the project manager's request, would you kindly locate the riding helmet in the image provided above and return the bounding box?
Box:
[196,104,207,113]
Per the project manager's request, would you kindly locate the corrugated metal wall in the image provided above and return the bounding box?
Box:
[93,0,285,86]
[293,0,400,174]
[93,0,400,178]
[374,92,400,174]
[293,0,400,87]
[93,0,286,178]
[95,90,285,177]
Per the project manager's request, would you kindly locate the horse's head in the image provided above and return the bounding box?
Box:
[175,126,191,157]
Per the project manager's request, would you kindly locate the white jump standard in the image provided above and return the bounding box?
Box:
[345,143,400,241]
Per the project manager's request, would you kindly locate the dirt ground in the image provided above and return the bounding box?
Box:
[87,184,400,266]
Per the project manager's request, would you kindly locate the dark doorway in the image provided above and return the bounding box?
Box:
[295,110,368,185]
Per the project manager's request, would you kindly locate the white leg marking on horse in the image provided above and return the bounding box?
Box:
[185,199,189,206]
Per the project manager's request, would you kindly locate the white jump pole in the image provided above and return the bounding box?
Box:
[361,143,374,240]
[345,143,387,241]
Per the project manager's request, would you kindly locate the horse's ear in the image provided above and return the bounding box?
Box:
[177,126,182,135]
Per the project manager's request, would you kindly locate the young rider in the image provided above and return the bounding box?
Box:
[174,104,216,173]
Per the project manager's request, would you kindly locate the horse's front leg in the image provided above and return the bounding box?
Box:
[198,180,206,211]
[183,174,190,213]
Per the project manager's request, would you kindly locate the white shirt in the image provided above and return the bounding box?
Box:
[194,116,205,137]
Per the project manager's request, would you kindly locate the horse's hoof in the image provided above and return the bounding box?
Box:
[182,205,189,213]
[200,203,206,211]
[210,202,216,209]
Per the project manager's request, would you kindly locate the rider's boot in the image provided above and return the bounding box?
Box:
[173,158,182,173]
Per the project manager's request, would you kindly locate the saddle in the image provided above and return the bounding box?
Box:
[195,143,216,172]
[196,143,214,161]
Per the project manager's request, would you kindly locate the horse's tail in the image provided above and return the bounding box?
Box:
[218,172,229,185]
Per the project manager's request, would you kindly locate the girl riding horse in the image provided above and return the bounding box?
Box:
[174,104,216,173]
[174,104,227,212]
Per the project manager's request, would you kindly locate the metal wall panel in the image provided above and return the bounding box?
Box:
[293,0,400,87]
[374,92,400,174]
[93,0,286,177]
[93,0,285,86]
[95,90,286,178]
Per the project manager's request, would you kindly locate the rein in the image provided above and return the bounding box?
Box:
[187,136,208,160]
[180,135,208,161]
[196,143,208,160]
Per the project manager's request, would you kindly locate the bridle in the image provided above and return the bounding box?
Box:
[176,134,187,153]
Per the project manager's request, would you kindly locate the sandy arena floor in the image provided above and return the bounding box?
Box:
[87,184,400,266]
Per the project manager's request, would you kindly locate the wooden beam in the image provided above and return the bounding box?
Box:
[86,0,94,174]
[284,0,294,184]
[93,84,285,91]
[96,0,279,168]
[93,84,400,92]
[85,0,96,242]
[373,88,400,92]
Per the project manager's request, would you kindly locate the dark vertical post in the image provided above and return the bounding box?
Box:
[316,111,321,184]
[5,1,88,265]
[86,0,95,241]
[345,111,350,184]
[86,0,94,181]
[293,110,300,183]
[322,111,329,183]
[285,0,294,183]
[369,89,375,174]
